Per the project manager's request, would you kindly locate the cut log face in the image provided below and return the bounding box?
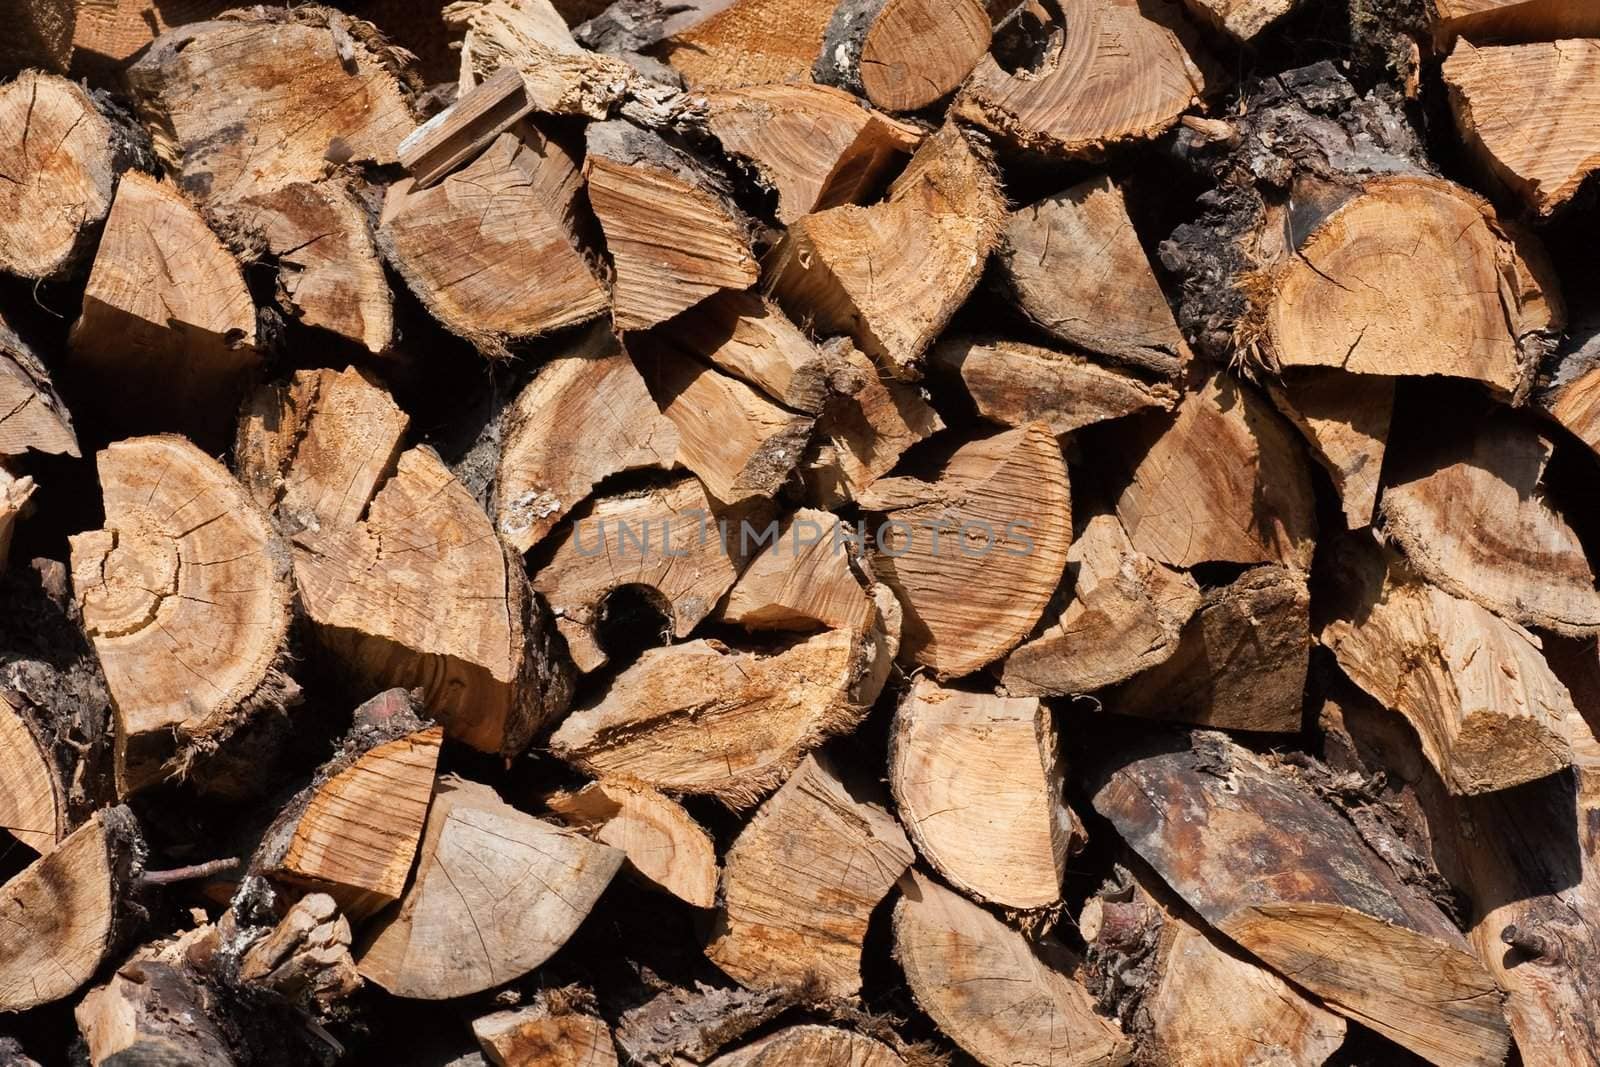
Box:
[546,780,717,907]
[1000,178,1189,376]
[1112,373,1316,570]
[931,336,1178,435]
[0,0,73,74]
[0,312,78,459]
[765,122,1005,379]
[1001,513,1201,697]
[532,478,738,672]
[0,807,140,1013]
[707,1025,905,1067]
[954,0,1205,157]
[1381,415,1600,636]
[720,509,874,632]
[67,172,258,448]
[705,753,914,997]
[808,339,944,504]
[702,84,921,225]
[474,1004,618,1067]
[1179,0,1298,40]
[1264,175,1559,400]
[1111,565,1310,733]
[893,869,1132,1067]
[0,692,64,855]
[586,121,758,331]
[69,0,230,79]
[550,629,871,806]
[1432,0,1600,49]
[890,679,1072,909]
[358,777,623,999]
[656,0,838,89]
[815,0,992,112]
[1320,537,1575,795]
[70,436,293,797]
[1091,735,1510,1067]
[453,0,638,115]
[381,130,608,353]
[1266,369,1392,530]
[862,423,1072,678]
[127,11,415,205]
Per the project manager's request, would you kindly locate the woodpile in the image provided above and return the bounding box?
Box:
[3,2,1600,1065]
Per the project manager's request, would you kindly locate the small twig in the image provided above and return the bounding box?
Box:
[137,858,240,887]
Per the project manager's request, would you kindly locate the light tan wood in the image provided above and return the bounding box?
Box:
[954,0,1204,157]
[1433,0,1600,47]
[67,172,258,448]
[358,776,622,999]
[1320,536,1574,795]
[236,891,361,1010]
[861,423,1071,678]
[474,1004,619,1067]
[1000,178,1188,376]
[0,692,64,855]
[1,0,73,73]
[0,311,78,460]
[1263,175,1559,400]
[766,122,1004,379]
[706,753,913,996]
[894,869,1132,1067]
[550,628,875,806]
[707,1025,905,1067]
[807,339,943,504]
[1179,0,1299,40]
[1002,513,1200,697]
[658,0,838,89]
[69,0,230,79]
[891,679,1072,909]
[1541,327,1600,459]
[398,67,536,189]
[0,467,34,571]
[451,0,636,114]
[76,952,233,1067]
[1267,369,1392,529]
[721,509,874,632]
[614,982,798,1065]
[547,780,717,908]
[816,0,992,112]
[70,436,293,797]
[1113,373,1316,569]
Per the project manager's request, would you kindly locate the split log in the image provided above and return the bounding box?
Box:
[1111,373,1316,569]
[397,68,536,189]
[496,325,679,552]
[1179,0,1299,40]
[236,892,362,1010]
[381,128,608,353]
[1432,0,1600,48]
[549,628,876,806]
[0,692,64,855]
[705,753,914,997]
[1320,536,1575,795]
[720,509,874,632]
[702,84,921,225]
[1382,413,1600,637]
[1266,369,1392,530]
[953,0,1205,157]
[0,468,34,571]
[67,172,258,448]
[0,807,142,1012]
[474,1003,618,1067]
[127,8,416,205]
[0,312,78,459]
[69,0,230,80]
[893,869,1132,1067]
[1540,317,1600,459]
[614,982,799,1066]
[766,122,1004,379]
[450,0,637,116]
[803,339,942,505]
[293,446,570,755]
[1091,733,1510,1067]
[708,1026,905,1067]
[358,776,623,999]
[531,478,739,671]
[1111,565,1309,733]
[890,679,1077,909]
[0,0,73,73]
[76,954,234,1067]
[999,178,1189,376]
[69,436,294,796]
[586,121,757,331]
[547,780,717,907]
[861,423,1071,677]
[930,337,1178,435]
[814,0,992,112]
[1001,513,1200,697]
[654,0,838,89]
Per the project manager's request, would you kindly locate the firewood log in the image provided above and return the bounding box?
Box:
[0,72,149,281]
[474,1003,618,1067]
[614,982,800,1066]
[0,0,73,74]
[69,0,230,80]
[1091,732,1511,1067]
[586,121,758,331]
[706,753,914,996]
[0,312,78,460]
[496,324,679,552]
[930,337,1178,435]
[806,339,943,505]
[546,779,717,907]
[890,679,1079,909]
[381,128,608,354]
[814,0,992,111]
[708,1026,905,1067]
[1179,0,1299,40]
[1111,565,1309,732]
[398,68,536,189]
[1111,373,1316,569]
[1432,0,1600,48]
[953,0,1205,157]
[549,628,878,806]
[649,0,839,89]
[893,869,1132,1067]
[0,692,64,856]
[293,446,571,755]
[76,953,235,1067]
[236,892,362,1009]
[450,0,637,115]
[1266,369,1392,530]
[861,423,1071,677]
[720,509,874,632]
[999,178,1189,376]
[1001,513,1200,697]
[531,478,738,671]
[66,172,258,448]
[1540,317,1600,459]
[69,436,295,796]
[126,7,416,205]
[766,122,1004,380]
[358,776,623,999]
[1320,534,1576,795]
[701,84,921,224]
[0,807,142,1012]
[0,468,34,571]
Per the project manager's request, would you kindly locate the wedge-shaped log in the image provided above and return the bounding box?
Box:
[1433,0,1600,50]
[547,780,717,907]
[1266,369,1392,530]
[0,312,78,460]
[474,1003,618,1067]
[708,1026,905,1067]
[0,693,64,855]
[814,0,991,111]
[721,509,874,633]
[654,0,839,89]
[453,0,637,117]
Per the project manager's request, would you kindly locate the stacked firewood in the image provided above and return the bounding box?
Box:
[2,0,1599,1064]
